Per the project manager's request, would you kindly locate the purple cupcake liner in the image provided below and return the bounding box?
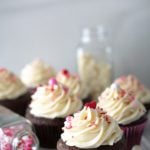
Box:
[120,118,147,150]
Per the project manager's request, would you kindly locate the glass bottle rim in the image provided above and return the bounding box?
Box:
[81,25,109,43]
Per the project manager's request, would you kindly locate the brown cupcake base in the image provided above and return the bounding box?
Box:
[144,103,150,112]
[26,108,65,148]
[0,92,31,116]
[57,138,125,150]
[82,95,92,105]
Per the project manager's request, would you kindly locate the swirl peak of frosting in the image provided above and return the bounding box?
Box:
[21,59,56,87]
[61,106,123,148]
[30,79,82,119]
[0,68,27,99]
[98,83,146,125]
[56,69,81,96]
[115,75,150,104]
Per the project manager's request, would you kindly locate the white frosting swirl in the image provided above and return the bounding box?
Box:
[30,80,83,119]
[21,59,56,87]
[115,75,150,104]
[56,69,81,96]
[0,68,27,100]
[61,106,123,148]
[77,50,112,99]
[98,84,146,125]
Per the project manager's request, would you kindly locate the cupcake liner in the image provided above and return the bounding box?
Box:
[120,118,147,150]
[57,138,125,150]
[0,92,31,116]
[26,108,64,148]
[34,124,62,148]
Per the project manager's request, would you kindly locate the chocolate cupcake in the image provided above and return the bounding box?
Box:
[0,68,30,116]
[26,78,83,148]
[115,75,150,111]
[57,101,125,150]
[97,83,147,150]
[21,59,56,94]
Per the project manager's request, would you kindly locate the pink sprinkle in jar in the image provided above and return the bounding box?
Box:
[0,106,39,150]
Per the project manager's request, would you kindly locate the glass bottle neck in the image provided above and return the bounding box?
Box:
[81,26,108,43]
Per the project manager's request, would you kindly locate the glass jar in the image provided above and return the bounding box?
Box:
[0,106,39,150]
[77,25,113,100]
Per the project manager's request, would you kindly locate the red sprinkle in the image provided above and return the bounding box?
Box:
[61,69,70,77]
[120,89,126,97]
[85,101,96,109]
[105,115,111,123]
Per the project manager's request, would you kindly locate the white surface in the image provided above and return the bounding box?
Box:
[0,0,150,86]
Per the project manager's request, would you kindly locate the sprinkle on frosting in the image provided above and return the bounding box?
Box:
[115,75,150,104]
[61,69,70,77]
[85,101,96,109]
[61,106,123,148]
[0,68,27,100]
[97,83,146,125]
[30,80,83,119]
[56,69,81,97]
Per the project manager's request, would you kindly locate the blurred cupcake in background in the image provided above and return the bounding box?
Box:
[97,83,147,150]
[56,68,93,104]
[115,75,150,111]
[57,101,125,150]
[21,59,56,94]
[0,67,30,116]
[26,78,83,148]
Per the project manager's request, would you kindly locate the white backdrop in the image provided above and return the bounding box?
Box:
[0,0,150,86]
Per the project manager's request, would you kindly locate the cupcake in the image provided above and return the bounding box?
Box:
[21,59,56,94]
[0,68,30,116]
[57,101,125,150]
[115,75,150,111]
[97,83,147,150]
[26,78,83,148]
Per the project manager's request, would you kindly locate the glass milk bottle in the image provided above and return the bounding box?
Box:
[77,25,113,100]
